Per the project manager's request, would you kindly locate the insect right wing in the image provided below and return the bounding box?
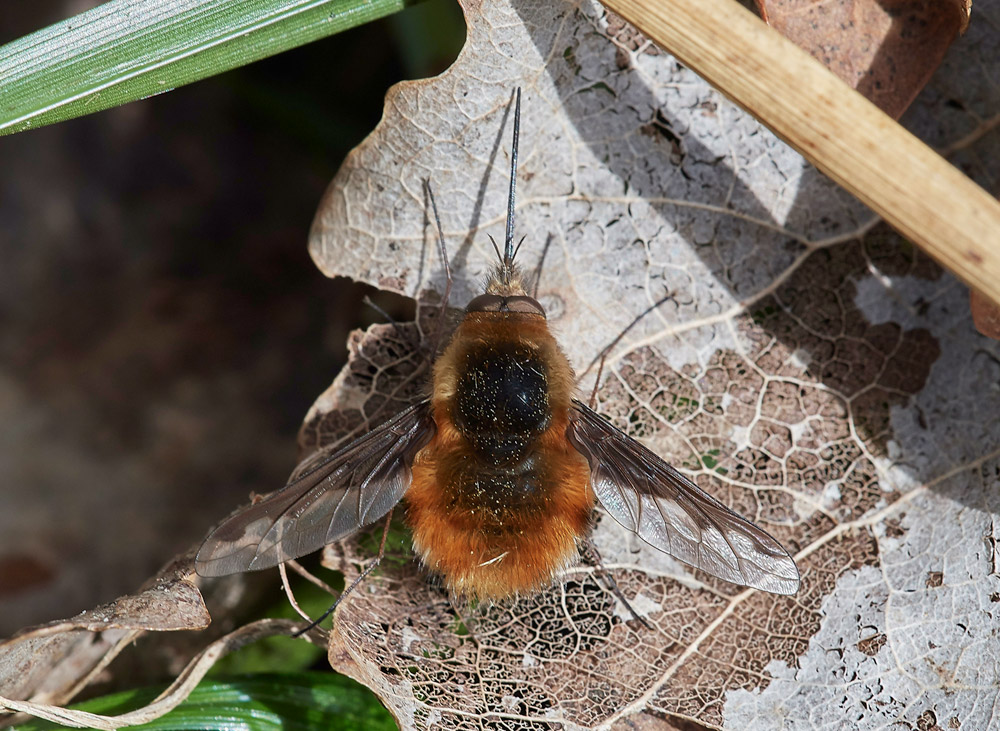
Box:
[567,400,800,595]
[196,400,435,577]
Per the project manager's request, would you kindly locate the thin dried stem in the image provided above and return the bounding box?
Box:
[286,558,339,596]
[278,562,315,624]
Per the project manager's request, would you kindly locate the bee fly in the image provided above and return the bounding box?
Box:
[196,89,800,612]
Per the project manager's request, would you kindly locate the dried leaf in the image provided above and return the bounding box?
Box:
[753,0,970,118]
[0,619,298,730]
[971,288,1000,339]
[306,0,1000,728]
[0,556,208,710]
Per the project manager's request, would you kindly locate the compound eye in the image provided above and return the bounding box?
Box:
[504,296,546,316]
[466,294,505,313]
[465,294,546,317]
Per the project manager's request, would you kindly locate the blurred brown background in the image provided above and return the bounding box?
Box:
[0,0,464,636]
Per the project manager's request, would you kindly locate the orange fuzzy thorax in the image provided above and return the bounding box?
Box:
[404,312,594,599]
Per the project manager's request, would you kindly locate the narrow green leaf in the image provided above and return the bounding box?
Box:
[15,673,397,731]
[0,0,419,136]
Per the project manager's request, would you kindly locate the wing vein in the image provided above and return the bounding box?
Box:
[566,399,799,595]
[195,400,435,577]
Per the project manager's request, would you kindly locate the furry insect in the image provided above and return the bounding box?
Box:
[196,89,800,606]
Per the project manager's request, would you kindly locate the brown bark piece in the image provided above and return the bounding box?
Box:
[754,0,971,119]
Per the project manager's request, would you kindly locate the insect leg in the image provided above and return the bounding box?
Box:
[579,538,654,631]
[362,294,405,338]
[292,507,395,638]
[446,595,482,645]
[530,232,555,300]
[279,561,319,625]
[589,350,608,408]
[423,179,453,357]
[579,289,680,406]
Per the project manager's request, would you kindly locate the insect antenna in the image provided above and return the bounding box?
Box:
[487,233,503,267]
[511,234,527,264]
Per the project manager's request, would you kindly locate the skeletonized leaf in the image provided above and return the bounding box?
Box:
[306,0,1000,728]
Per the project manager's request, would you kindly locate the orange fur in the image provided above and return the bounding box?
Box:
[405,312,594,599]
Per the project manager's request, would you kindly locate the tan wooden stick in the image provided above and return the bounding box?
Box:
[602,0,1000,305]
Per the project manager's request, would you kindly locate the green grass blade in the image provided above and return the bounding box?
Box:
[0,0,419,136]
[14,672,397,731]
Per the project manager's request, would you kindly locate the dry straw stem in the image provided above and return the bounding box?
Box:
[602,0,1000,306]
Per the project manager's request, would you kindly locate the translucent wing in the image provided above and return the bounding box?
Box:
[196,400,435,577]
[567,400,799,595]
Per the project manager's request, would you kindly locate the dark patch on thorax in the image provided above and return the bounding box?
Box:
[452,340,551,465]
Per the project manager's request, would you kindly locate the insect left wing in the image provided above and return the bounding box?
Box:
[567,400,800,595]
[196,400,435,577]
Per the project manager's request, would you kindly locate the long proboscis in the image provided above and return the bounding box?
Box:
[503,87,522,267]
